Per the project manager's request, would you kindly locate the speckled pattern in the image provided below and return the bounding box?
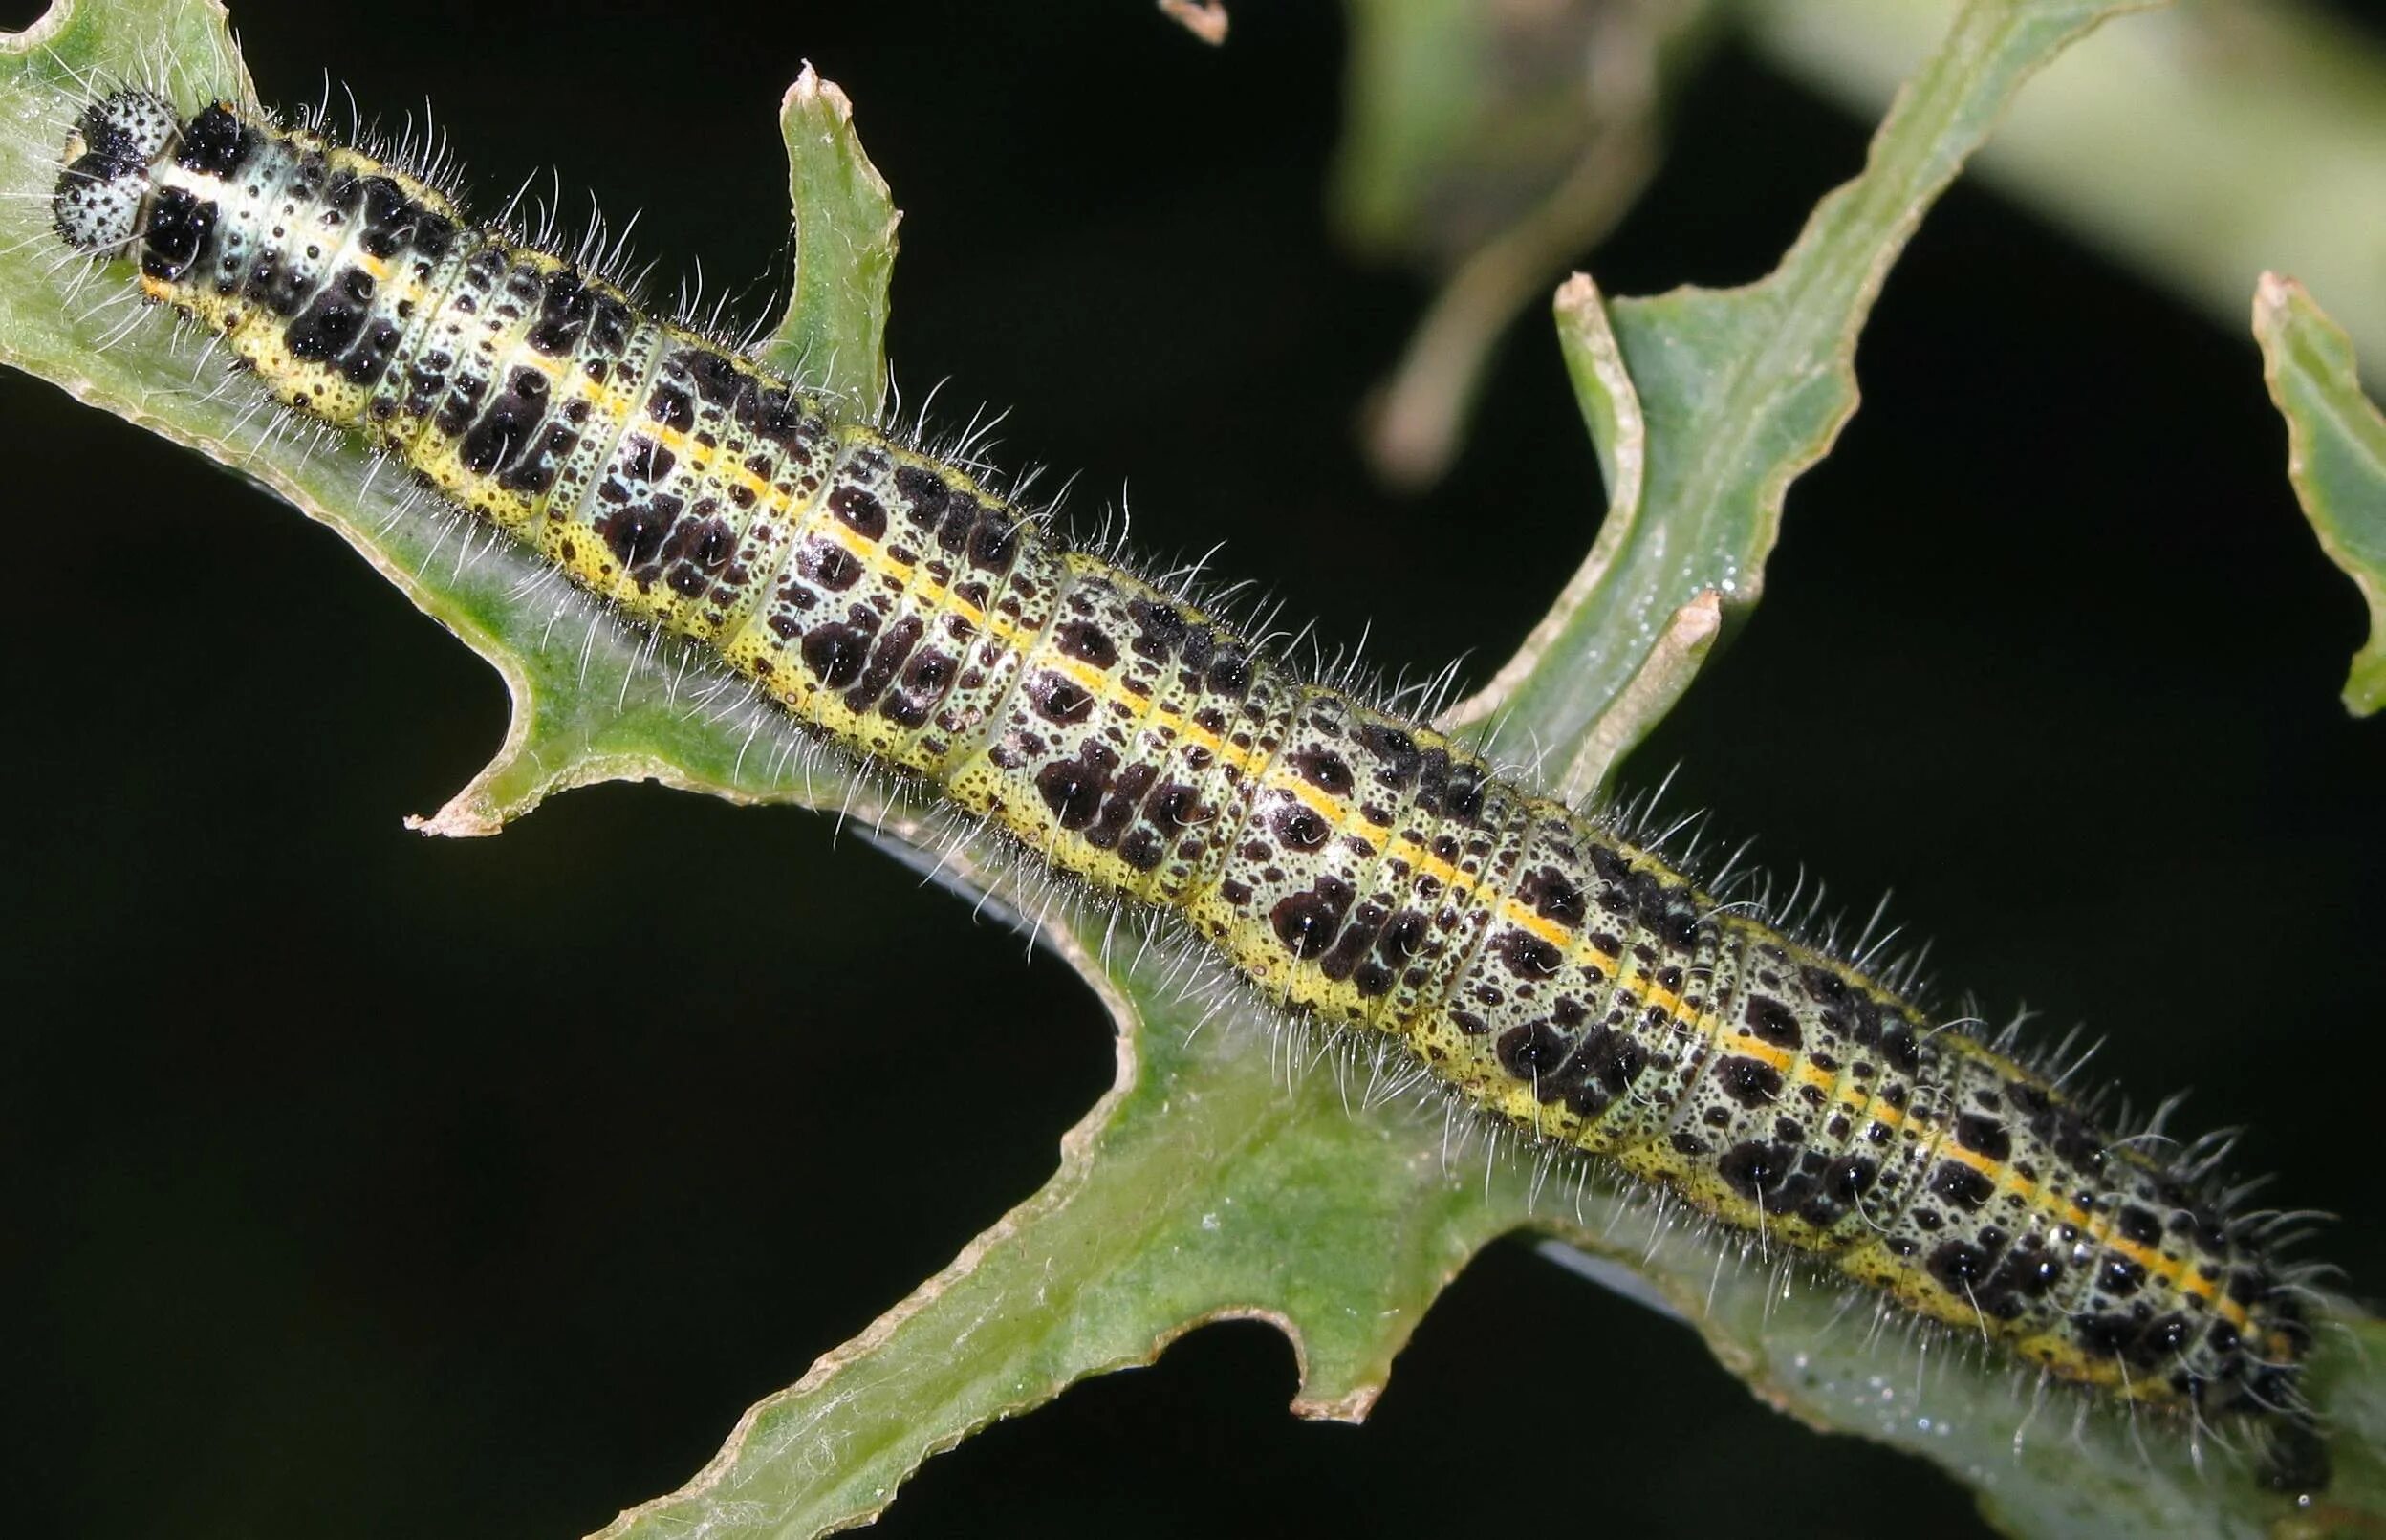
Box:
[54,92,2324,1468]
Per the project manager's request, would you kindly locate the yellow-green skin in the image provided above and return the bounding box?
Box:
[57,93,2315,1439]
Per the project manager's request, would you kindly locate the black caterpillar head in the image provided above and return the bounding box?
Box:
[53,89,179,251]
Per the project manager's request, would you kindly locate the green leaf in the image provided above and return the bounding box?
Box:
[1446,0,2194,798]
[757,64,900,419]
[2255,271,2386,716]
[1747,0,2386,401]
[4,4,2377,1539]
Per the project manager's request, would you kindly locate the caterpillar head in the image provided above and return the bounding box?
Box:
[53,89,180,251]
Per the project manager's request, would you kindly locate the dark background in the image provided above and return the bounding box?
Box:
[4,1,2383,1535]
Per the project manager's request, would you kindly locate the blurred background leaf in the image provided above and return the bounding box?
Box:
[1337,0,2386,491]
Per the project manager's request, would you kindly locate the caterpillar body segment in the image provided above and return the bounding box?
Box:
[51,88,2325,1473]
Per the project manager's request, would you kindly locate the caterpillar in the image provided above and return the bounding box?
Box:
[42,82,2332,1490]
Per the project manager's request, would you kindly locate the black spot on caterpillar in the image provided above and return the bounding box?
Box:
[9,14,2376,1537]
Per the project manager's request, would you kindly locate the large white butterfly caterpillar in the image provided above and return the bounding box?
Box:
[45,81,2332,1489]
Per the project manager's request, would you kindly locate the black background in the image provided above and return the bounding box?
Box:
[4,1,2383,1535]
